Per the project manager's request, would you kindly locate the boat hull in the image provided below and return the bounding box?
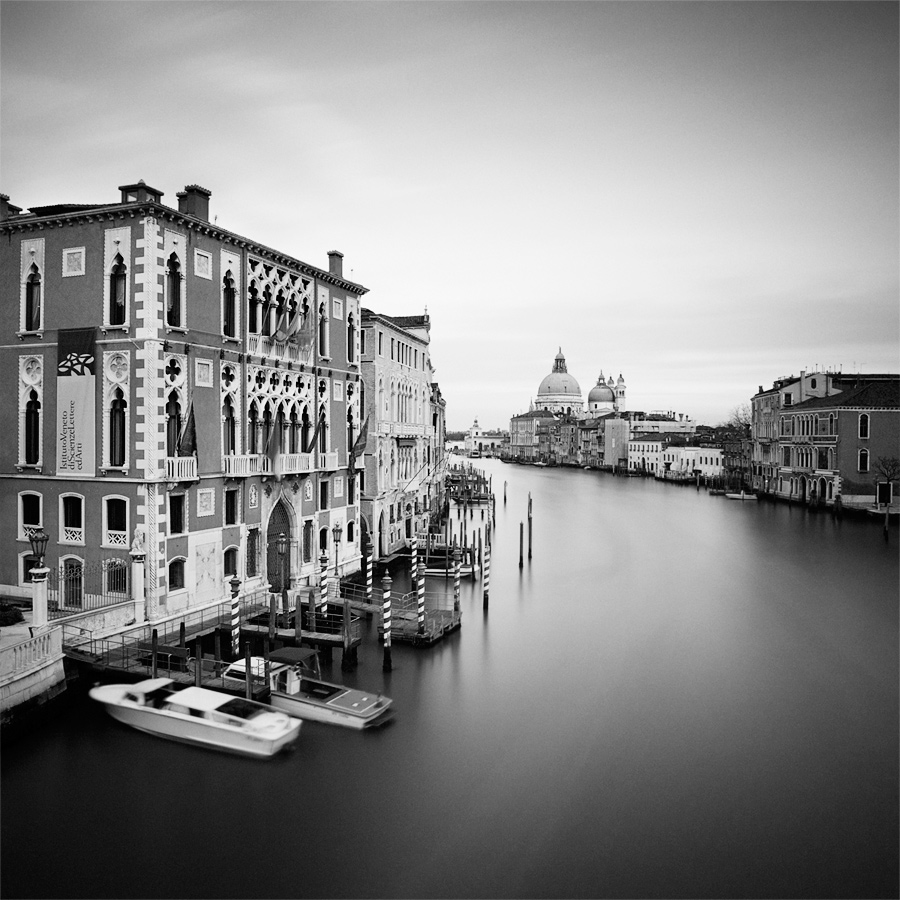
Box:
[90,685,301,757]
[269,688,394,729]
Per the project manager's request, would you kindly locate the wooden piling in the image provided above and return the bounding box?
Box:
[294,590,303,644]
[341,599,353,671]
[504,481,507,504]
[151,628,158,678]
[194,638,202,686]
[244,642,252,700]
[268,592,277,642]
[477,528,483,574]
[179,621,186,648]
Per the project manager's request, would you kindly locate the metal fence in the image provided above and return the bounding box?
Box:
[46,558,130,620]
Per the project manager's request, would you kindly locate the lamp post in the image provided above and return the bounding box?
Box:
[276,531,289,622]
[28,527,50,631]
[332,522,343,581]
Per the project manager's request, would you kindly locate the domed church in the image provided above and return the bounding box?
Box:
[534,349,626,418]
[535,349,584,415]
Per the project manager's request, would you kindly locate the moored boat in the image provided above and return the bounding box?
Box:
[725,490,758,501]
[224,649,394,729]
[89,677,302,757]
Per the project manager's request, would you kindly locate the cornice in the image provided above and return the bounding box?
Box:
[1,201,369,296]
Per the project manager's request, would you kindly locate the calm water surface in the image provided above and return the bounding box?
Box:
[3,460,898,899]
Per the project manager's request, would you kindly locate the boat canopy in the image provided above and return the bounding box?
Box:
[268,647,318,667]
[131,678,175,694]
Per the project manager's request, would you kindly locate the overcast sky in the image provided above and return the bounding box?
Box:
[3,1,897,429]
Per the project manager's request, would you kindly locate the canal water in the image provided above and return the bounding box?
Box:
[2,459,897,899]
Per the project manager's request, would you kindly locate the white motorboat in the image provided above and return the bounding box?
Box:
[223,649,394,729]
[725,491,759,501]
[89,677,302,757]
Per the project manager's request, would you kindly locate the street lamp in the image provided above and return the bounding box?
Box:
[28,526,50,631]
[28,526,49,567]
[332,522,343,577]
[276,531,289,621]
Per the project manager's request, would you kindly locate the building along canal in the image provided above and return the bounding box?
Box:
[2,458,897,899]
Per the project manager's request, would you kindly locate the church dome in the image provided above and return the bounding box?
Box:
[537,349,582,398]
[588,376,615,404]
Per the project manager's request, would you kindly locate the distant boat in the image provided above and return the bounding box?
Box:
[90,678,301,757]
[533,461,548,467]
[725,491,758,501]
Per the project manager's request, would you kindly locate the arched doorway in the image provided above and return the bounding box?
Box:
[266,501,292,592]
[798,476,808,503]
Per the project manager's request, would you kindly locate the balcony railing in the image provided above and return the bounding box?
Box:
[282,453,313,475]
[223,454,271,477]
[248,333,314,366]
[165,456,198,481]
[319,451,340,471]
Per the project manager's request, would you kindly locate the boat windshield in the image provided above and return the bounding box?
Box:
[216,697,267,720]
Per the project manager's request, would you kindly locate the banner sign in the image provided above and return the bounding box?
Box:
[57,328,96,475]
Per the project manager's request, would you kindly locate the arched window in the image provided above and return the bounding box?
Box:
[248,402,259,454]
[828,413,835,435]
[347,313,356,363]
[347,410,355,454]
[109,388,127,467]
[319,527,329,554]
[223,397,236,456]
[165,392,181,457]
[248,283,259,334]
[168,558,185,590]
[25,389,40,464]
[301,407,311,453]
[224,547,238,577]
[289,409,300,454]
[166,253,182,327]
[318,303,329,356]
[24,264,42,332]
[104,497,128,547]
[223,271,237,337]
[109,254,127,325]
[318,407,327,453]
[858,449,869,472]
[347,521,355,543]
[858,414,869,440]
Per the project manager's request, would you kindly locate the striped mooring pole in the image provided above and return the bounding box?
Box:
[365,541,373,604]
[381,573,393,672]
[410,534,418,590]
[319,551,329,616]
[417,560,426,635]
[230,587,241,657]
[453,544,462,612]
[483,527,491,609]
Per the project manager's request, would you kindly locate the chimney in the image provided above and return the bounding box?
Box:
[0,194,22,222]
[327,250,344,278]
[177,184,211,222]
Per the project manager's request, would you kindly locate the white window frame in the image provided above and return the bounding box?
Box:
[197,488,216,518]
[194,249,213,280]
[62,247,86,278]
[18,491,43,542]
[59,493,85,545]
[102,495,130,549]
[332,298,343,320]
[333,381,343,401]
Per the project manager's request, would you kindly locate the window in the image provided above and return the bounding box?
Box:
[318,303,330,357]
[247,528,260,577]
[347,313,356,363]
[391,338,395,360]
[782,393,792,407]
[225,489,239,525]
[61,495,84,543]
[24,389,41,464]
[859,414,869,440]
[24,264,42,332]
[166,253,182,327]
[170,495,185,534]
[224,547,238,577]
[104,497,128,547]
[223,397,236,456]
[859,449,869,473]
[223,271,237,337]
[109,388,127,467]
[108,255,127,325]
[165,392,181,457]
[169,559,185,590]
[347,521,355,543]
[302,520,314,563]
[319,480,329,510]
[810,378,817,389]
[360,329,366,355]
[20,492,41,540]
[378,332,383,355]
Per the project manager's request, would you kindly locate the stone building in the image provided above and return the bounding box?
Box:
[358,309,445,560]
[2,180,366,625]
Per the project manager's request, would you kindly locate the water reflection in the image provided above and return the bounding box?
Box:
[2,459,897,899]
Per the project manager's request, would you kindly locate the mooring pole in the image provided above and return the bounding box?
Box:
[244,642,252,700]
[268,592,277,643]
[410,534,418,591]
[417,560,426,635]
[483,529,491,609]
[477,528,483,575]
[519,522,524,569]
[381,573,393,672]
[453,544,462,613]
[504,481,507,504]
[341,599,354,671]
[151,628,158,679]
[528,494,533,560]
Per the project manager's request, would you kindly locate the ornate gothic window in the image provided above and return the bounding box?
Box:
[109,389,127,467]
[166,253,182,327]
[24,389,40,465]
[109,255,127,325]
[223,271,237,338]
[24,264,42,332]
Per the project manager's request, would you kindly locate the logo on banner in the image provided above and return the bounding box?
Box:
[57,328,97,475]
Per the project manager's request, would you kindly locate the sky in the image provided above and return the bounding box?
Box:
[2,1,897,429]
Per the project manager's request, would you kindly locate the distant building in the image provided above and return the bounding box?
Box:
[463,419,506,456]
[753,373,900,509]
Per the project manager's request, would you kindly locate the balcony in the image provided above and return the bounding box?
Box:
[248,333,314,366]
[223,454,271,477]
[812,434,837,444]
[281,453,313,475]
[319,451,340,471]
[165,456,198,482]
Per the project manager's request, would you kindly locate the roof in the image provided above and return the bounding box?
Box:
[168,686,237,712]
[268,647,318,666]
[792,379,900,411]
